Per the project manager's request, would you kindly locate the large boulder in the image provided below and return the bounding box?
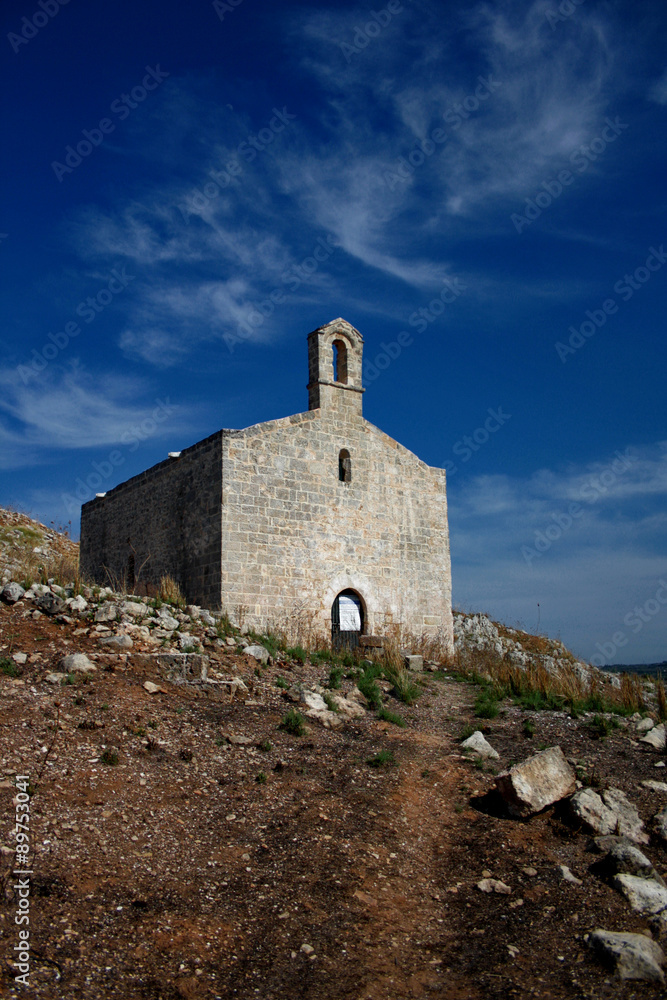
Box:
[59,653,96,675]
[34,591,66,616]
[94,604,118,623]
[613,874,667,926]
[570,788,648,844]
[98,634,133,650]
[495,746,576,817]
[1,582,25,604]
[589,930,665,983]
[243,644,270,664]
[593,836,665,885]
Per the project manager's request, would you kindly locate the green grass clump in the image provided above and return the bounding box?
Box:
[377,706,406,727]
[256,771,267,784]
[275,677,290,690]
[474,687,501,719]
[100,749,119,765]
[588,714,619,739]
[0,657,20,677]
[286,645,307,664]
[522,718,536,738]
[328,666,343,689]
[459,723,475,741]
[357,668,382,709]
[366,749,396,768]
[279,708,306,736]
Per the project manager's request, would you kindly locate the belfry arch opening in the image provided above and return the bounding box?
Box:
[332,339,348,384]
[331,589,364,650]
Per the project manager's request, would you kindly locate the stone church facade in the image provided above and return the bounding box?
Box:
[80,319,453,647]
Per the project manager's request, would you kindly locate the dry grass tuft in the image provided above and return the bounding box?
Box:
[158,575,185,607]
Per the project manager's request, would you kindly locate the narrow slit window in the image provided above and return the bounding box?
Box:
[339,448,351,483]
[332,339,348,383]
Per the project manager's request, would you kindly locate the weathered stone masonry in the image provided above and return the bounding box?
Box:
[80,318,453,646]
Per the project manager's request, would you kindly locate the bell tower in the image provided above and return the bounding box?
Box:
[307,318,365,416]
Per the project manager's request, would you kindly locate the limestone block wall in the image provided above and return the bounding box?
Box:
[220,408,453,646]
[79,432,223,608]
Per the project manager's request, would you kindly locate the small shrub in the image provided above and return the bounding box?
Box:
[384,663,421,706]
[286,645,307,665]
[280,708,306,736]
[0,657,19,677]
[100,749,119,766]
[522,718,535,738]
[101,703,109,711]
[275,677,289,690]
[358,672,382,709]
[366,749,396,768]
[328,666,343,690]
[259,739,272,752]
[311,650,331,666]
[256,771,267,784]
[377,706,406,727]
[459,723,475,741]
[589,714,619,739]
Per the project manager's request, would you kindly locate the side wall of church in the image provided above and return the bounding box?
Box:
[79,432,223,608]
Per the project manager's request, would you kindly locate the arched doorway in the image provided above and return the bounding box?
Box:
[331,589,364,650]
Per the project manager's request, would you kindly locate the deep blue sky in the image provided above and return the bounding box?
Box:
[1,0,666,664]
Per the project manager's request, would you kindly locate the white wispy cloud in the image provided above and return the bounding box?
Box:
[0,362,187,466]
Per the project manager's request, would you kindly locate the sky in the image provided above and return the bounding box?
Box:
[1,0,666,666]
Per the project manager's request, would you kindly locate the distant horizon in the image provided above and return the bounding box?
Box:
[1,0,666,667]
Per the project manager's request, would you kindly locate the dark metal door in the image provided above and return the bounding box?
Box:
[331,590,363,650]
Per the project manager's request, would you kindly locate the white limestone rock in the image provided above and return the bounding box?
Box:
[495,746,576,817]
[243,644,270,665]
[59,653,96,675]
[461,730,500,760]
[1,582,25,604]
[614,874,667,926]
[641,724,666,749]
[589,929,665,983]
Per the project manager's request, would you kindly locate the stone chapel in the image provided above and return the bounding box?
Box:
[79,318,454,648]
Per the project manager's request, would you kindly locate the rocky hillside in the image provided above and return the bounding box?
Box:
[1,511,667,998]
[0,508,78,586]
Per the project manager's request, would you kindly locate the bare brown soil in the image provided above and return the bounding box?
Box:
[1,602,666,1000]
